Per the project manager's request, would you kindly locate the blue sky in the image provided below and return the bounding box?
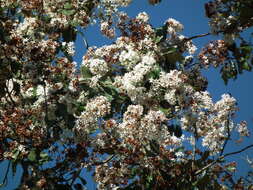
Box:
[1,0,253,189]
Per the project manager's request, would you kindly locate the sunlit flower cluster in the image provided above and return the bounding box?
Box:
[75,96,111,135]
[165,18,184,34]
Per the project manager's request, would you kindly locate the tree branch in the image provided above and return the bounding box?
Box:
[93,155,115,166]
[195,144,253,176]
[184,32,211,42]
[70,155,115,187]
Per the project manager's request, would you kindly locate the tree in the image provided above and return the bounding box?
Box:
[0,0,253,189]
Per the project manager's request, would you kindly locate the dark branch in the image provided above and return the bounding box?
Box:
[195,144,253,175]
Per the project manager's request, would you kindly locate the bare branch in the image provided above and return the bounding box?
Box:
[184,32,211,42]
[195,144,253,175]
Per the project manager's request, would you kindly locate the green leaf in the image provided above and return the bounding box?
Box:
[12,149,20,161]
[147,175,153,183]
[62,9,75,16]
[81,66,92,78]
[39,152,48,159]
[150,140,160,154]
[159,107,171,115]
[175,146,184,153]
[130,167,138,177]
[147,66,161,79]
[155,35,164,43]
[102,83,119,101]
[28,149,37,162]
[164,47,177,55]
[242,61,252,71]
[154,25,167,41]
[64,3,73,9]
[226,166,236,173]
[240,45,252,54]
[70,20,80,27]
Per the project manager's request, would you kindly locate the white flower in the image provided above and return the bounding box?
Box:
[165,18,184,34]
[15,17,38,36]
[164,90,177,105]
[193,91,213,110]
[86,96,111,117]
[85,58,109,75]
[136,12,149,23]
[62,41,75,56]
[100,21,110,31]
[119,48,140,69]
[237,121,249,137]
[75,96,111,135]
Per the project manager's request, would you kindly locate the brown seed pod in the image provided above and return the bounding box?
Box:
[149,0,162,5]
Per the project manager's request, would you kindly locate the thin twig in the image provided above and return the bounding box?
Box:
[170,32,211,48]
[184,32,211,42]
[0,160,11,186]
[93,155,115,166]
[70,155,115,187]
[195,144,253,175]
[43,84,48,120]
[192,125,199,169]
[4,81,16,106]
[70,168,82,187]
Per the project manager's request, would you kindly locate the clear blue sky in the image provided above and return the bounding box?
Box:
[1,0,253,189]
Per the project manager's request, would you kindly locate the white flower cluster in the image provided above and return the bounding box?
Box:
[75,96,111,134]
[180,93,241,154]
[85,58,109,75]
[136,12,149,23]
[62,42,75,56]
[79,12,248,159]
[118,47,141,70]
[236,121,249,137]
[100,21,116,38]
[95,163,130,190]
[115,53,156,102]
[116,105,183,149]
[15,17,39,36]
[101,0,132,7]
[170,34,197,55]
[165,18,184,35]
[152,70,186,89]
[150,70,191,106]
[209,14,237,35]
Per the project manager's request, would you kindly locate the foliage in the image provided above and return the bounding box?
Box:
[0,0,252,189]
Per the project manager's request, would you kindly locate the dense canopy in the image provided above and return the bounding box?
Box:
[0,0,253,189]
